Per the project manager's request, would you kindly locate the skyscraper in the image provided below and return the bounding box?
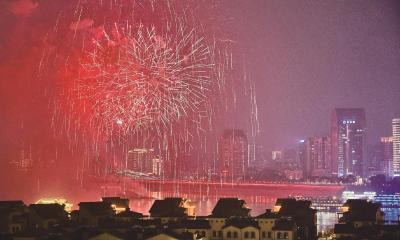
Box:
[392,119,400,176]
[331,108,366,177]
[298,139,307,175]
[127,148,162,176]
[380,137,393,177]
[305,136,331,178]
[218,129,248,181]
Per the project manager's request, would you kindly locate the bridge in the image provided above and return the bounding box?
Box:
[101,178,345,202]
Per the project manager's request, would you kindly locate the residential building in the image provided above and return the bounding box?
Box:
[218,129,248,181]
[304,136,331,178]
[28,203,68,229]
[0,201,28,235]
[149,198,195,223]
[273,198,317,240]
[127,148,162,176]
[102,197,129,214]
[334,199,391,240]
[78,202,115,226]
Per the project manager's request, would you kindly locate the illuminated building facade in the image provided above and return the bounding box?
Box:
[392,118,400,176]
[380,137,393,177]
[331,108,366,177]
[127,148,162,176]
[219,129,248,181]
[305,136,331,177]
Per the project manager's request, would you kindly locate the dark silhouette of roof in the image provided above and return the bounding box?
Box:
[342,199,382,222]
[28,204,67,219]
[78,202,114,217]
[149,198,189,217]
[166,219,211,229]
[0,201,26,218]
[102,197,129,208]
[116,208,143,219]
[256,209,279,219]
[0,201,25,210]
[211,198,251,218]
[274,198,316,219]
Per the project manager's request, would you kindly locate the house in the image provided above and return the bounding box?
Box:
[149,198,195,223]
[221,218,259,240]
[209,198,251,240]
[28,203,68,229]
[167,219,211,239]
[273,198,317,240]
[78,202,115,226]
[115,208,143,223]
[256,209,279,240]
[334,199,386,239]
[339,199,384,227]
[0,201,28,234]
[211,198,251,218]
[272,218,297,240]
[101,197,130,214]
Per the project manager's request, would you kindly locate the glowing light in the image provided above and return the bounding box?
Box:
[36,198,73,213]
[273,204,282,212]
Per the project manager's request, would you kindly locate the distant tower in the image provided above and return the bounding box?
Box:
[305,136,331,178]
[380,137,393,177]
[298,140,307,175]
[331,108,366,177]
[392,119,400,176]
[218,129,248,181]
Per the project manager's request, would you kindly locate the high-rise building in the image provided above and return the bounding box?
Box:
[305,136,331,178]
[218,129,248,181]
[366,143,384,177]
[331,108,366,177]
[127,148,162,176]
[298,139,307,174]
[271,151,283,162]
[392,118,400,176]
[380,137,393,177]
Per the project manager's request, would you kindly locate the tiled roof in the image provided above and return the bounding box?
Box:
[78,202,114,216]
[211,198,251,218]
[149,198,188,217]
[28,204,66,219]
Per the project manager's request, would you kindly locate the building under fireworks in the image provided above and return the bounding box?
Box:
[218,129,248,182]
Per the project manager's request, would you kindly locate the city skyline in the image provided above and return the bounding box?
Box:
[0,0,400,218]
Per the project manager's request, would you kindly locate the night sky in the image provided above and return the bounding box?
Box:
[1,0,400,176]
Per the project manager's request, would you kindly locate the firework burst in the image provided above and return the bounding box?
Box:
[77,22,216,137]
